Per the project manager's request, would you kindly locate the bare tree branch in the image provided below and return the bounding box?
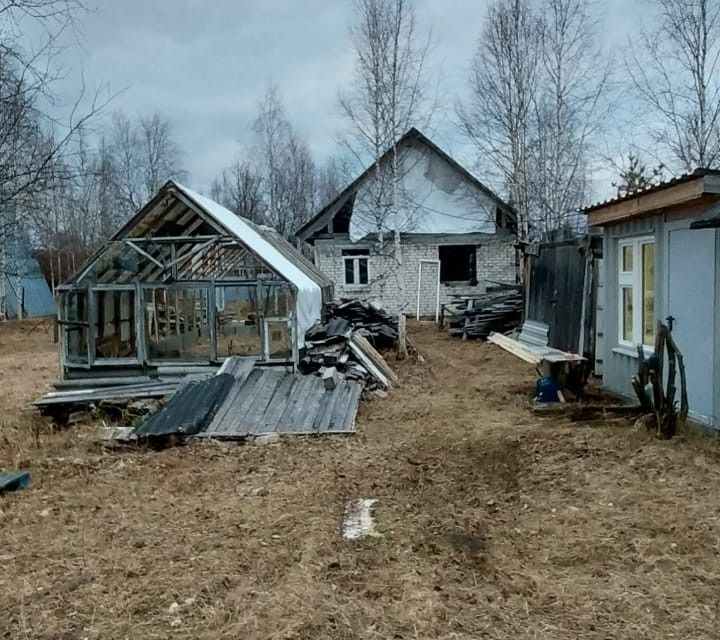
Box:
[626,0,720,171]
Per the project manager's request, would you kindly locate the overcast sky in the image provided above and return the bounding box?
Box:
[46,0,642,198]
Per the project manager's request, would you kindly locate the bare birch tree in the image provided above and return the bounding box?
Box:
[627,0,720,171]
[140,113,184,198]
[457,0,540,240]
[459,0,610,236]
[0,1,111,209]
[529,0,610,232]
[211,159,265,223]
[339,0,432,236]
[110,110,186,220]
[253,85,316,237]
[315,155,351,208]
[0,0,110,315]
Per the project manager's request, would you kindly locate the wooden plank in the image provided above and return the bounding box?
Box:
[276,375,315,432]
[350,334,399,385]
[213,368,265,434]
[348,343,389,388]
[257,374,298,432]
[322,366,339,390]
[586,177,705,226]
[207,368,255,434]
[313,381,345,431]
[291,379,327,432]
[344,382,363,430]
[487,332,541,365]
[541,352,586,363]
[326,382,353,431]
[241,370,284,434]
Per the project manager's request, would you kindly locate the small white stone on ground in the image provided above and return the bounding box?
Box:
[343,499,380,540]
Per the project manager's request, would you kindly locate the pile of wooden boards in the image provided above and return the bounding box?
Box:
[441,286,523,339]
[324,300,398,349]
[34,379,182,421]
[302,301,400,390]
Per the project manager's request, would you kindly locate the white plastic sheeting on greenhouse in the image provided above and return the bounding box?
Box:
[175,183,323,345]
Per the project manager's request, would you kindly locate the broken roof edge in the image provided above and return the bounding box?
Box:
[294,127,516,241]
[244,218,333,295]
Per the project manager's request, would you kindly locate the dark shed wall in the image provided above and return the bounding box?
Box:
[526,238,596,356]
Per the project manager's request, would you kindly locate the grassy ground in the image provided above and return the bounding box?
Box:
[1,320,720,639]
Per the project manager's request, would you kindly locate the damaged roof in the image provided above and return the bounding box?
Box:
[294,127,515,242]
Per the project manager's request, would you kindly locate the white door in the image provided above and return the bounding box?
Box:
[667,227,716,424]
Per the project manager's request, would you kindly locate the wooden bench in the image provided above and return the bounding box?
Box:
[488,322,587,396]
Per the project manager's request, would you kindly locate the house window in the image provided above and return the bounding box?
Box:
[342,249,369,285]
[439,245,477,283]
[618,237,655,347]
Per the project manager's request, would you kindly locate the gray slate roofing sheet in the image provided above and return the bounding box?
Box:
[134,374,235,437]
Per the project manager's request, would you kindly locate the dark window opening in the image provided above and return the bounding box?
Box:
[495,206,517,234]
[439,245,477,283]
[331,196,354,234]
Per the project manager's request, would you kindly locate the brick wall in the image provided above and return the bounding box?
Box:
[314,236,517,316]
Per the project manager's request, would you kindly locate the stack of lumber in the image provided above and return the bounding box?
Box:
[302,329,398,389]
[34,379,182,414]
[443,286,523,339]
[302,299,399,389]
[325,299,398,349]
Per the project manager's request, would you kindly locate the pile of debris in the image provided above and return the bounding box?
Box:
[33,298,401,440]
[441,285,523,339]
[302,300,399,389]
[324,300,398,349]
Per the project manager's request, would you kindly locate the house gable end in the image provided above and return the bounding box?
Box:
[295,128,515,243]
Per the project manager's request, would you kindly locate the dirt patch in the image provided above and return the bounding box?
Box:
[1,321,720,638]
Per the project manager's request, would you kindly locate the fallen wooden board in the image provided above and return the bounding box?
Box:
[99,426,138,442]
[348,342,390,388]
[487,332,541,365]
[488,332,586,366]
[350,333,399,386]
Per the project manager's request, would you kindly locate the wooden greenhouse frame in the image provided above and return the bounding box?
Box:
[55,181,333,383]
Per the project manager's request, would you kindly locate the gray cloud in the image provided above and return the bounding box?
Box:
[45,0,642,197]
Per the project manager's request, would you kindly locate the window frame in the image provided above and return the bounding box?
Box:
[342,250,370,287]
[617,236,655,349]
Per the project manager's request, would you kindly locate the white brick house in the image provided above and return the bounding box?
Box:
[295,128,518,316]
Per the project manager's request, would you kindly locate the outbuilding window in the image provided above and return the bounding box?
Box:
[618,237,655,347]
[342,249,369,285]
[439,245,477,283]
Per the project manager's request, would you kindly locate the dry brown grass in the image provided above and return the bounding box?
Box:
[1,320,720,639]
